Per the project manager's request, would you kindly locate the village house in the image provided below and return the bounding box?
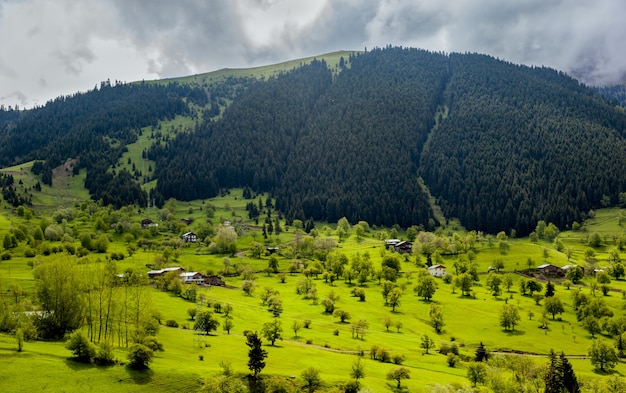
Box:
[562,264,585,275]
[537,264,564,277]
[385,239,401,248]
[179,272,204,284]
[393,240,412,253]
[147,267,185,279]
[182,232,197,243]
[428,264,447,278]
[141,218,157,228]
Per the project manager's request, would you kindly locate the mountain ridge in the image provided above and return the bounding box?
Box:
[1,47,626,236]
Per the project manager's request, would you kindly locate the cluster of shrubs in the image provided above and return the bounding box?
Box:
[65,331,116,366]
[438,340,474,367]
[65,331,164,369]
[109,252,125,260]
[370,345,405,364]
[350,287,366,301]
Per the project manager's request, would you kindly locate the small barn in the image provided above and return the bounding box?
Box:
[141,218,155,228]
[204,275,226,287]
[428,264,447,278]
[537,264,564,277]
[394,241,413,253]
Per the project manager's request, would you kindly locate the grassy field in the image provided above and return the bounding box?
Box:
[0,185,626,391]
[155,50,359,88]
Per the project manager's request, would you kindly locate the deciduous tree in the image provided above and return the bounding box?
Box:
[467,362,487,387]
[301,367,322,393]
[386,367,410,388]
[588,339,618,372]
[429,304,445,334]
[500,304,521,331]
[262,318,283,346]
[414,273,437,301]
[544,297,565,320]
[194,310,220,335]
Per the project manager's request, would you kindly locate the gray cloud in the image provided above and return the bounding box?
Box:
[1,0,625,108]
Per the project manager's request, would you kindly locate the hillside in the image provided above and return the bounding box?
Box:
[2,47,626,236]
[150,47,626,235]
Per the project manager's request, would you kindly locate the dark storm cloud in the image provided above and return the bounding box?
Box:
[2,0,625,108]
[108,0,248,76]
[106,0,626,84]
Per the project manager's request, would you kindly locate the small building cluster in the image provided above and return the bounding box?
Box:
[146,267,225,286]
[385,239,413,253]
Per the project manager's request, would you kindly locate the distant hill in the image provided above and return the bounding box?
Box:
[2,46,626,235]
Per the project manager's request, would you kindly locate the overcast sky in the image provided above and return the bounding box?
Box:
[1,0,625,109]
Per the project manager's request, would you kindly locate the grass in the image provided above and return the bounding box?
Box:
[1,189,626,391]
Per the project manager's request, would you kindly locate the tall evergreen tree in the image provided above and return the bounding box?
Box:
[544,349,562,393]
[475,342,488,362]
[245,331,267,377]
[559,352,579,393]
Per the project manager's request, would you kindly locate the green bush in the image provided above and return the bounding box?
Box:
[65,331,96,363]
[94,342,115,365]
[127,344,154,369]
[447,353,459,367]
[165,319,179,328]
[392,354,405,364]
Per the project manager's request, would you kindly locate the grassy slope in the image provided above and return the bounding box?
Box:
[158,50,358,87]
[0,191,626,391]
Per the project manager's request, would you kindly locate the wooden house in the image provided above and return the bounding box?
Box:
[182,232,197,243]
[394,241,413,253]
[537,264,564,276]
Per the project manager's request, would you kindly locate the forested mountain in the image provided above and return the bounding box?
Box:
[4,47,626,235]
[0,81,208,207]
[596,84,626,106]
[420,54,626,234]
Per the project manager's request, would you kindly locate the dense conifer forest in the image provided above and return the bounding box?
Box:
[2,46,626,235]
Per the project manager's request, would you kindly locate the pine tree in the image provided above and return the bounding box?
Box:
[559,352,579,393]
[475,342,488,362]
[245,331,267,377]
[544,349,562,393]
[545,281,555,297]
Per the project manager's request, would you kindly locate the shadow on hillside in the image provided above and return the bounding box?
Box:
[503,329,525,336]
[386,382,410,392]
[125,366,154,384]
[64,358,96,371]
[592,367,624,377]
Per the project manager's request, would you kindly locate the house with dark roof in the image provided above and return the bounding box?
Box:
[537,264,564,277]
[182,232,197,243]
